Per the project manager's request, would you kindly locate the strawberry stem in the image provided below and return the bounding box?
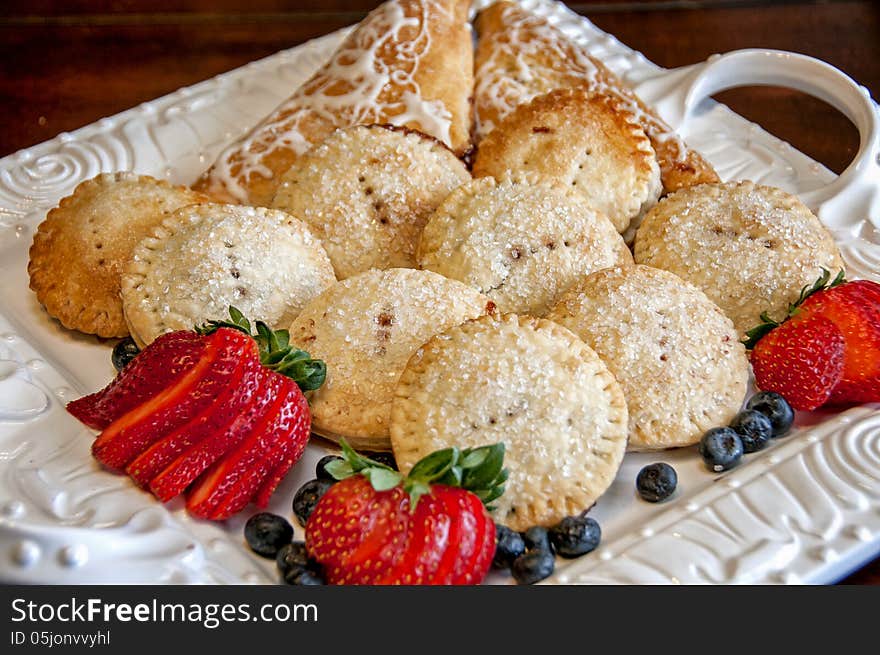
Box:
[196,306,326,391]
[742,268,846,350]
[330,439,507,510]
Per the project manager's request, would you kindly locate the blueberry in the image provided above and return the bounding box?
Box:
[283,566,326,586]
[364,450,398,470]
[511,550,555,585]
[244,512,293,558]
[699,427,744,472]
[745,391,795,437]
[292,478,334,527]
[276,541,310,574]
[111,337,140,371]
[315,455,343,481]
[277,541,325,585]
[548,515,601,558]
[522,526,553,554]
[636,463,678,503]
[492,524,526,569]
[730,409,773,453]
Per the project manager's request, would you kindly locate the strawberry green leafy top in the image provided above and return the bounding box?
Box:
[196,305,327,391]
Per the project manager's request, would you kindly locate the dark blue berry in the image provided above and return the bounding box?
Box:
[111,337,140,371]
[699,427,744,472]
[277,541,324,585]
[511,550,555,585]
[522,526,553,554]
[492,524,526,569]
[244,512,293,558]
[284,566,326,586]
[292,478,334,527]
[745,391,795,437]
[548,515,601,558]
[730,409,773,453]
[636,463,678,502]
[364,450,398,470]
[276,541,310,574]
[315,455,343,481]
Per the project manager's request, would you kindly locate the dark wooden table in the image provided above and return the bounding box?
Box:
[1,0,877,584]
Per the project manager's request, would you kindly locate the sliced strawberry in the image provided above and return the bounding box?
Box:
[185,377,312,520]
[246,378,313,509]
[92,328,255,470]
[306,442,505,585]
[148,369,285,502]
[208,387,310,519]
[751,315,845,411]
[798,282,880,404]
[306,477,412,585]
[438,489,495,584]
[125,352,258,487]
[382,493,451,585]
[68,331,205,430]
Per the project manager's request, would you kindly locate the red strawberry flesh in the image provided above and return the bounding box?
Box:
[150,368,285,503]
[125,352,257,487]
[751,315,845,411]
[799,282,880,404]
[92,328,253,470]
[67,331,205,430]
[208,381,310,520]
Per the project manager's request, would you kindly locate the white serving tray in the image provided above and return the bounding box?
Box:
[0,0,878,585]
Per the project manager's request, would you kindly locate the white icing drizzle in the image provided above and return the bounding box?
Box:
[475,2,687,160]
[210,0,455,202]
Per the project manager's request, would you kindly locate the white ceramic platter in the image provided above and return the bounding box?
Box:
[1,0,878,585]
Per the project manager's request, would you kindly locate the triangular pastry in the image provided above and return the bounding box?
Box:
[473,1,718,194]
[194,0,474,206]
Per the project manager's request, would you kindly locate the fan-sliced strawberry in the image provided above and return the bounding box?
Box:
[68,331,205,430]
[149,369,286,502]
[381,492,451,585]
[306,441,505,585]
[797,280,880,404]
[750,315,845,411]
[125,352,259,487]
[92,328,255,470]
[250,393,312,509]
[439,490,495,584]
[304,476,412,585]
[186,375,312,520]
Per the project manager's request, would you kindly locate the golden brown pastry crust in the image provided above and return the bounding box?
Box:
[471,88,662,235]
[194,0,474,207]
[473,0,719,194]
[28,173,208,338]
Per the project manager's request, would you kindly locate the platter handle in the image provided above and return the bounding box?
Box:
[633,48,880,231]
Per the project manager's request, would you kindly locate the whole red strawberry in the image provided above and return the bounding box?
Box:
[744,270,880,410]
[306,441,505,585]
[67,306,326,521]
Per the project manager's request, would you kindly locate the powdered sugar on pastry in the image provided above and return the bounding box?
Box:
[196,0,473,206]
[473,1,718,193]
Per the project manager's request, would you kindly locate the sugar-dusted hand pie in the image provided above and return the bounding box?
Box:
[288,268,497,450]
[473,0,719,194]
[194,0,474,206]
[418,176,631,315]
[547,265,749,450]
[122,203,335,347]
[271,124,470,280]
[634,181,846,335]
[28,173,208,338]
[390,313,628,532]
[472,88,662,236]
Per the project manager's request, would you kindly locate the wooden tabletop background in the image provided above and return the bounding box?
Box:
[1,0,878,584]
